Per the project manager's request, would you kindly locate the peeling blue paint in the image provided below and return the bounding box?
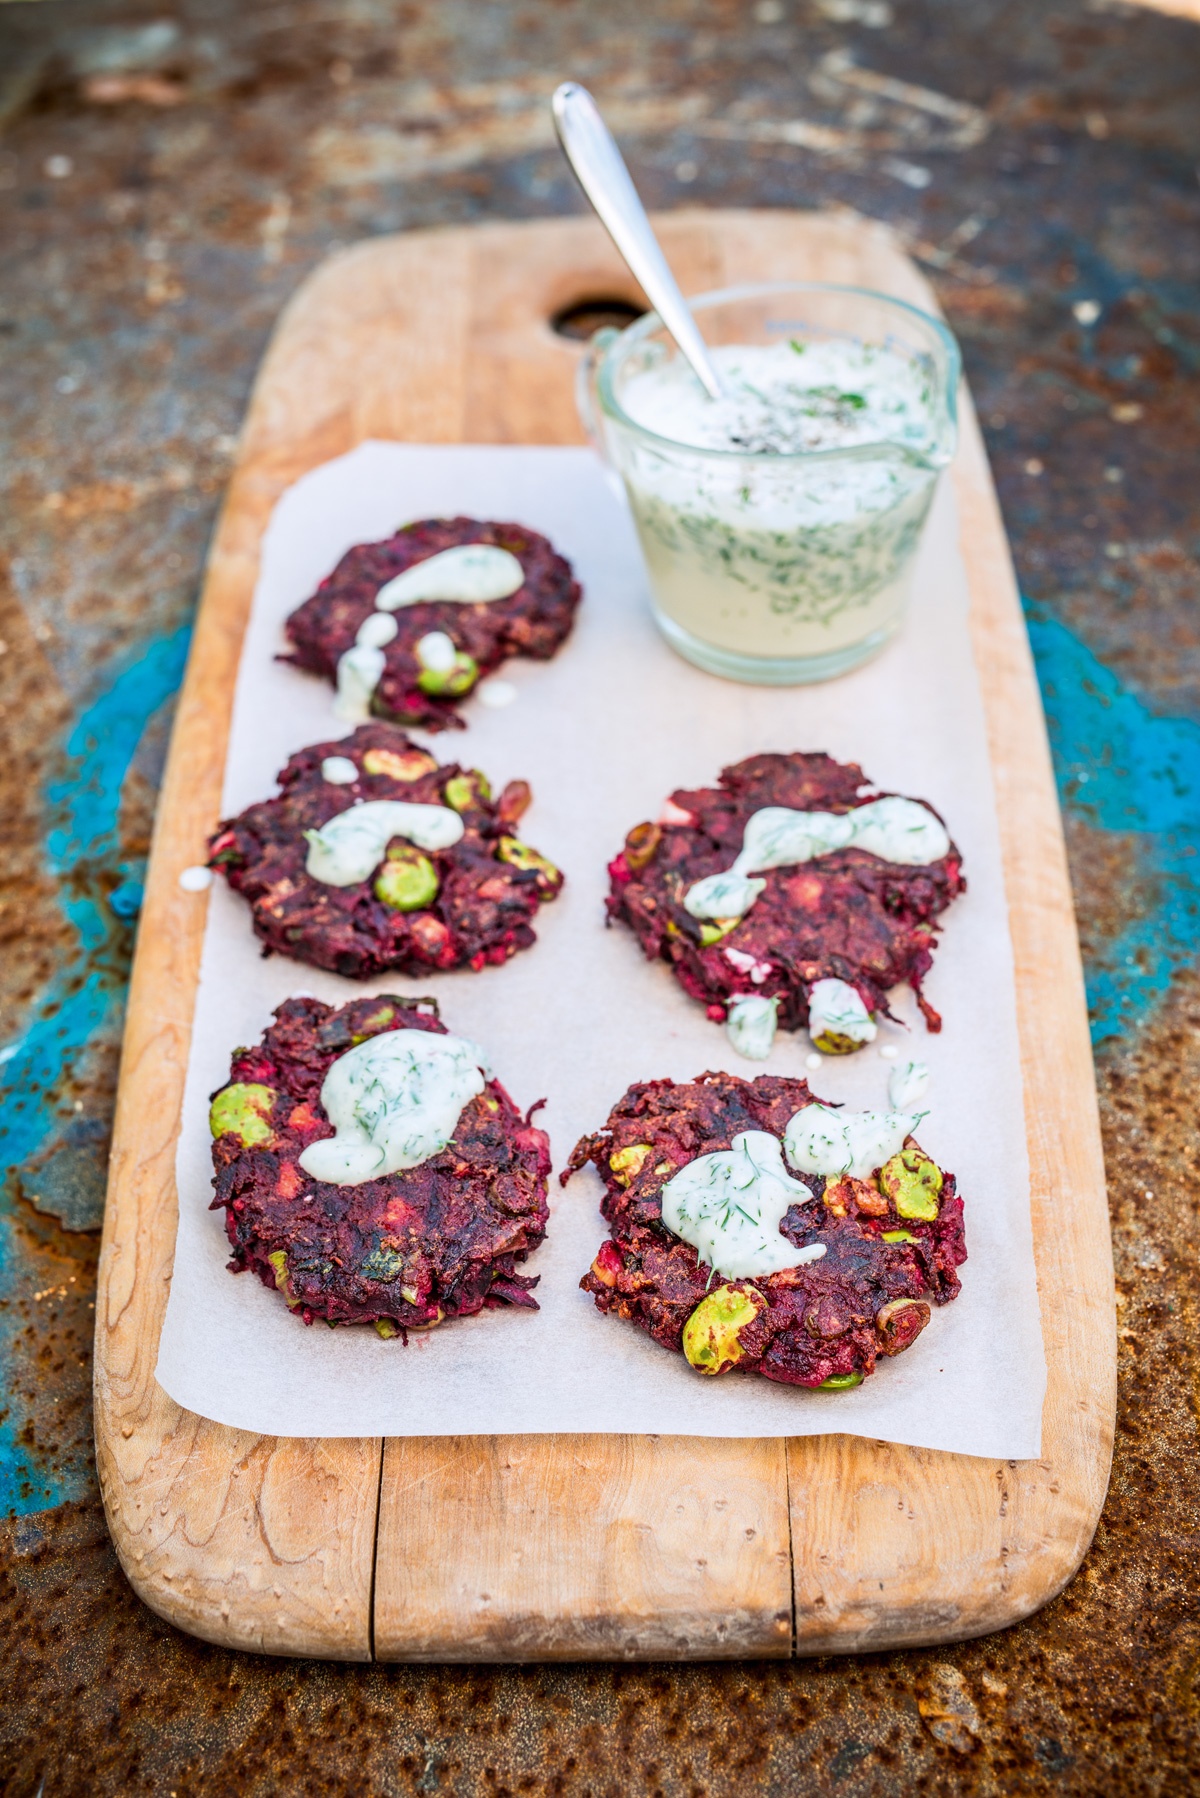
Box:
[0,624,191,1517]
[1025,602,1200,1044]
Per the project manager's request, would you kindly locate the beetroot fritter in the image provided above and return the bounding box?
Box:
[608,752,965,1037]
[567,1072,966,1388]
[283,516,581,731]
[207,722,562,979]
[210,994,551,1333]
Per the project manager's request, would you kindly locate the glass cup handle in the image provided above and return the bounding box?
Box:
[575,327,620,460]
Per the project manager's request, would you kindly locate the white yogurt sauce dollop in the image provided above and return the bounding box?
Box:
[783,1104,919,1182]
[334,612,399,722]
[661,1130,828,1280]
[321,755,359,785]
[725,994,779,1061]
[415,630,459,675]
[685,796,949,923]
[304,799,463,887]
[299,1029,490,1186]
[807,978,877,1049]
[374,544,524,610]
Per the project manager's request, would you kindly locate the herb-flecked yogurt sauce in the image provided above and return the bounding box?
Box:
[298,1029,490,1186]
[686,796,950,924]
[684,797,948,1060]
[617,338,942,658]
[332,543,525,720]
[304,799,463,886]
[661,1106,923,1279]
[661,1130,828,1280]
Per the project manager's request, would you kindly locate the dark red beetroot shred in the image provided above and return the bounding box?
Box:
[207,722,562,979]
[567,1072,966,1387]
[608,752,966,1035]
[212,995,551,1333]
[282,516,581,731]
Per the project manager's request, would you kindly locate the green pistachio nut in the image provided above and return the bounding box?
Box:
[810,1028,866,1056]
[819,1371,864,1390]
[880,1144,943,1221]
[609,1142,651,1185]
[699,917,738,948]
[374,1318,400,1339]
[444,770,491,812]
[417,651,478,697]
[267,1249,301,1310]
[350,1002,397,1044]
[881,1228,918,1243]
[497,778,532,828]
[209,1082,277,1147]
[624,821,662,872]
[682,1283,767,1376]
[360,1244,405,1282]
[374,846,439,911]
[497,837,560,898]
[362,746,437,781]
[875,1297,931,1357]
[407,1306,445,1331]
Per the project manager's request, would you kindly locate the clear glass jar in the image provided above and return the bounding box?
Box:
[580,282,961,684]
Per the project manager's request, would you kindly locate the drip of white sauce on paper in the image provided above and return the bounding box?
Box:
[298,1029,490,1186]
[476,679,517,708]
[888,1058,930,1109]
[374,544,524,610]
[661,1131,828,1280]
[684,796,949,922]
[304,799,463,887]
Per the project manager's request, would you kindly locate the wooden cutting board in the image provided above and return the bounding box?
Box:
[93,210,1115,1662]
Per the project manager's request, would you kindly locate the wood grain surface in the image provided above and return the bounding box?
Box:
[93,210,1115,1662]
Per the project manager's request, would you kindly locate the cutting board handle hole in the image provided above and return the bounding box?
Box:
[550,296,645,340]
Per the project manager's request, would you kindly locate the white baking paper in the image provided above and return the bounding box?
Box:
[156,442,1045,1458]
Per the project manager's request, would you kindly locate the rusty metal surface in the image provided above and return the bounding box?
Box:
[1,0,1199,1789]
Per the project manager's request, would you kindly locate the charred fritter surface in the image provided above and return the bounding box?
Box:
[282,516,581,731]
[608,751,965,1034]
[568,1071,966,1387]
[210,994,551,1333]
[207,722,562,978]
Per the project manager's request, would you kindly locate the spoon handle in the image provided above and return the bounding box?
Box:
[552,81,726,402]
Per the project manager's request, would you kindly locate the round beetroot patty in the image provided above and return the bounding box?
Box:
[608,751,966,1037]
[282,516,581,731]
[567,1070,966,1388]
[207,722,562,979]
[211,994,551,1333]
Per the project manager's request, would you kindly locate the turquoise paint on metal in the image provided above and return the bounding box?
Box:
[0,625,191,1517]
[1025,603,1200,1044]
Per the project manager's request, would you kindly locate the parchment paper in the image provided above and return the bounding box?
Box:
[156,442,1045,1457]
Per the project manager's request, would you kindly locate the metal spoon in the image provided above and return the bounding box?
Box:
[551,81,726,401]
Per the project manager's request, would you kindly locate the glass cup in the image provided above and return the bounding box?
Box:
[580,282,960,684]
